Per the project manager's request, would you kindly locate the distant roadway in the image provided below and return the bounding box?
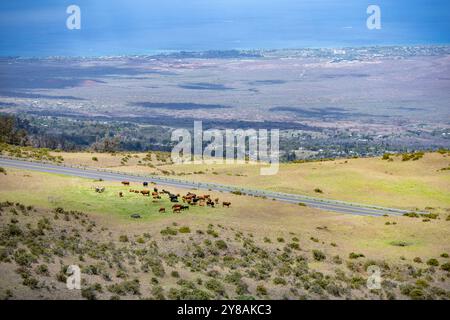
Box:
[0,157,416,217]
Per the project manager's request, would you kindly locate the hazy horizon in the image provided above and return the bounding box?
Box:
[1,0,450,57]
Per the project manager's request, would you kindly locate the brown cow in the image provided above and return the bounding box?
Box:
[222,201,231,208]
[141,190,150,196]
[134,190,140,194]
[172,204,182,210]
[159,208,166,213]
[214,198,219,204]
[122,181,130,186]
[173,208,181,213]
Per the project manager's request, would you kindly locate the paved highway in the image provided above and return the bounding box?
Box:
[0,157,414,217]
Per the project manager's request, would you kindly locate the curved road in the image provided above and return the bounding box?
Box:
[0,157,415,217]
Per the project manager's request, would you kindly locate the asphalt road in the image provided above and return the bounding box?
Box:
[0,157,414,217]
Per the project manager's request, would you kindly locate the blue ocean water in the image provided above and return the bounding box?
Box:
[1,0,449,57]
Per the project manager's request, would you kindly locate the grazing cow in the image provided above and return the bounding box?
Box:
[140,190,150,196]
[134,190,140,194]
[143,182,148,187]
[199,201,205,207]
[181,205,189,211]
[129,189,134,193]
[159,208,166,213]
[152,191,158,197]
[214,198,219,204]
[122,181,130,186]
[173,208,181,213]
[119,192,123,198]
[130,214,141,219]
[207,200,215,208]
[222,201,231,208]
[172,204,182,210]
[154,187,159,193]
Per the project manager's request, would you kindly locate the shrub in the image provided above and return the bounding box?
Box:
[413,257,423,263]
[92,157,98,161]
[0,167,6,175]
[81,287,97,300]
[179,226,191,233]
[349,252,365,259]
[273,277,287,285]
[205,279,226,296]
[409,288,426,300]
[108,279,140,296]
[119,235,129,242]
[256,285,268,296]
[403,212,420,218]
[277,237,285,243]
[215,240,228,250]
[441,263,450,272]
[171,271,180,278]
[151,286,165,299]
[35,264,50,276]
[314,188,323,194]
[206,229,219,238]
[14,249,36,267]
[426,258,439,267]
[298,203,307,207]
[313,250,326,261]
[332,255,343,264]
[161,227,178,236]
[440,253,449,258]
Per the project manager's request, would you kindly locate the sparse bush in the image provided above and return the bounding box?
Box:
[171,271,180,278]
[92,157,98,161]
[81,287,97,300]
[13,249,36,267]
[349,252,365,259]
[205,279,226,296]
[314,188,323,194]
[273,277,287,285]
[413,257,423,263]
[440,263,450,272]
[35,264,50,276]
[108,279,140,296]
[313,250,326,261]
[256,284,268,296]
[440,253,449,258]
[0,167,6,175]
[426,258,439,267]
[179,226,191,233]
[161,227,178,236]
[215,240,228,250]
[119,235,129,242]
[332,255,342,264]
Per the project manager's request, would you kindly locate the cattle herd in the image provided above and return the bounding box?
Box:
[94,181,233,216]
